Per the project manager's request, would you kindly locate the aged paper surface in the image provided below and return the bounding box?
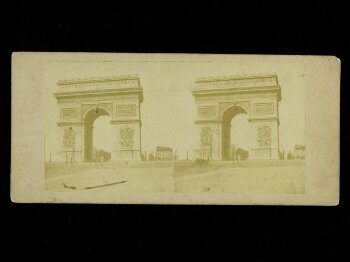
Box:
[11,53,340,205]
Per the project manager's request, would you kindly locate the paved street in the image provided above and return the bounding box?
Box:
[45,165,174,192]
[46,161,305,194]
[174,164,305,194]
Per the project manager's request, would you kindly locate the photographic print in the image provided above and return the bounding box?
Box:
[11,53,339,205]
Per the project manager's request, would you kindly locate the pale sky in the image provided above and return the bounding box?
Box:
[44,60,305,160]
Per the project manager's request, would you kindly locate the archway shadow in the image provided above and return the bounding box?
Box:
[221,106,248,161]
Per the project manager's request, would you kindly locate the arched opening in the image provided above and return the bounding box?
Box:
[84,108,113,162]
[221,106,250,160]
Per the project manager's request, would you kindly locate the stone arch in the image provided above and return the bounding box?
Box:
[192,74,281,160]
[54,75,143,163]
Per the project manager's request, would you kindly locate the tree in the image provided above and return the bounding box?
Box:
[148,153,155,161]
[174,150,178,161]
[235,147,249,161]
[140,151,146,161]
[279,150,285,160]
[287,151,294,160]
[97,150,111,162]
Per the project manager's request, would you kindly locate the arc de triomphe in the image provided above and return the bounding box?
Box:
[192,74,282,161]
[54,75,143,162]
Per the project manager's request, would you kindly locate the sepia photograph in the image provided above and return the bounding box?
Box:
[44,60,305,194]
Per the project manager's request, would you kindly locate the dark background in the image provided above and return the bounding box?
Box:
[1,0,348,260]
